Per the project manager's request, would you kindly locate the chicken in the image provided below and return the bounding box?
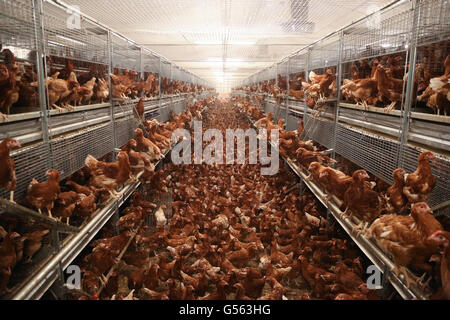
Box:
[143,74,155,97]
[75,193,97,218]
[141,263,160,290]
[94,78,109,103]
[91,232,131,255]
[0,138,21,202]
[0,232,21,273]
[403,152,436,203]
[85,151,132,197]
[296,148,335,168]
[289,88,304,100]
[146,123,171,151]
[32,72,75,111]
[200,279,228,300]
[0,232,20,295]
[117,206,143,232]
[340,76,378,109]
[154,207,167,227]
[308,162,352,203]
[385,168,408,214]
[135,98,145,120]
[27,169,61,218]
[427,231,450,299]
[121,139,154,175]
[298,255,336,297]
[54,191,79,224]
[0,267,12,296]
[134,128,163,162]
[22,230,50,263]
[233,283,252,300]
[376,65,404,112]
[258,276,286,300]
[343,170,382,224]
[81,77,96,105]
[65,180,95,196]
[0,50,19,118]
[368,202,443,287]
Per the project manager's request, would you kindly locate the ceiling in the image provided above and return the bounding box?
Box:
[60,0,396,91]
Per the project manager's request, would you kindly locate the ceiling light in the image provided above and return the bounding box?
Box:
[56,35,86,46]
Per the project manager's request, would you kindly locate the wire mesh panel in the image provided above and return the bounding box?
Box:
[303,113,335,149]
[142,50,159,74]
[159,105,171,122]
[144,108,161,122]
[341,1,413,63]
[51,122,114,180]
[287,110,303,132]
[111,33,140,72]
[335,123,400,184]
[399,144,450,210]
[42,1,108,64]
[114,116,136,149]
[288,52,307,100]
[172,99,185,115]
[268,65,277,83]
[0,0,41,115]
[309,35,340,71]
[0,141,50,203]
[172,66,181,81]
[416,0,450,46]
[410,0,450,116]
[0,0,37,51]
[160,61,171,78]
[264,100,276,118]
[277,60,288,85]
[290,52,307,75]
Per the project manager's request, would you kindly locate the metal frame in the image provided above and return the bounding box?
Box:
[235,0,450,214]
[0,0,212,202]
[246,114,430,300]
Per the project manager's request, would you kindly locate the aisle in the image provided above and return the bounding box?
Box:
[75,100,378,300]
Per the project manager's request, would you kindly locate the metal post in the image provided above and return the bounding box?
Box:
[303,48,311,136]
[158,58,162,121]
[398,0,420,168]
[169,63,173,115]
[139,47,144,98]
[285,59,290,123]
[332,30,345,160]
[107,31,117,152]
[33,0,53,170]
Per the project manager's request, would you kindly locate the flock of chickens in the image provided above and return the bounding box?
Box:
[0,49,208,117]
[71,101,379,300]
[235,51,450,115]
[1,91,449,299]
[0,97,209,296]
[240,96,449,299]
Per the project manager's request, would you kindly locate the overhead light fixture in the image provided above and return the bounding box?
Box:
[48,40,64,47]
[194,40,256,45]
[56,35,86,46]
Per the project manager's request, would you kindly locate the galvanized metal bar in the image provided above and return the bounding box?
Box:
[107,30,117,151]
[139,47,144,98]
[285,59,290,122]
[33,0,52,170]
[158,57,162,118]
[398,0,421,168]
[332,30,345,160]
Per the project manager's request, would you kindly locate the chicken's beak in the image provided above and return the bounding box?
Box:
[45,170,52,176]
